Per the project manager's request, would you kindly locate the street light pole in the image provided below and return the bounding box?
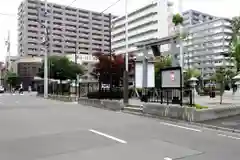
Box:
[109,13,113,93]
[43,0,48,98]
[178,0,184,70]
[75,41,78,96]
[123,0,129,104]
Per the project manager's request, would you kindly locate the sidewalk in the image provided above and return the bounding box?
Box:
[127,95,240,109]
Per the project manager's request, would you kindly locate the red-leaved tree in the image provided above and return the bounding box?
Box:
[92,52,134,87]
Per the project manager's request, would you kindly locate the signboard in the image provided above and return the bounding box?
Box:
[66,54,98,63]
[170,71,175,81]
[135,63,155,88]
[161,67,181,88]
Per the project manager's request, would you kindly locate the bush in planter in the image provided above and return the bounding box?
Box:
[87,88,135,99]
[87,89,122,99]
[194,104,208,109]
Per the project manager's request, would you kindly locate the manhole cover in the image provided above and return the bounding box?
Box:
[222,121,240,126]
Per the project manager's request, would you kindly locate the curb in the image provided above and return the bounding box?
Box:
[37,95,240,134]
[122,110,240,134]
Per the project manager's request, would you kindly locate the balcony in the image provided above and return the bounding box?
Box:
[78,27,90,33]
[79,48,89,54]
[113,25,157,43]
[112,14,156,36]
[52,29,63,35]
[92,34,102,40]
[53,18,63,23]
[113,7,155,28]
[78,16,89,23]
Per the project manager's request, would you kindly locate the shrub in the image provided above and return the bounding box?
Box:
[87,89,127,100]
[194,104,208,109]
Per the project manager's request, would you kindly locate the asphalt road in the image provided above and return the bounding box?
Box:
[203,115,240,130]
[0,93,239,160]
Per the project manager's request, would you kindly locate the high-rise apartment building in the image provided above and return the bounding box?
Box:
[18,0,111,57]
[179,18,234,78]
[111,0,174,55]
[182,9,217,27]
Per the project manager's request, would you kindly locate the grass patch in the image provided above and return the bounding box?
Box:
[194,104,208,109]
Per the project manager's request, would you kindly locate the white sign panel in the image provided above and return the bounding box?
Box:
[147,63,155,88]
[135,63,155,88]
[66,54,98,64]
[135,63,143,88]
[161,69,181,88]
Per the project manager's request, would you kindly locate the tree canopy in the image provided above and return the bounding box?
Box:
[154,55,172,75]
[172,13,183,26]
[154,55,172,88]
[91,52,134,87]
[6,71,19,87]
[231,16,240,43]
[210,67,229,104]
[231,36,240,72]
[184,68,201,80]
[38,55,84,81]
[229,16,240,73]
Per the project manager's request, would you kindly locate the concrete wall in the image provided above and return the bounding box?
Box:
[143,103,240,122]
[46,95,240,122]
[78,98,124,111]
[47,95,123,111]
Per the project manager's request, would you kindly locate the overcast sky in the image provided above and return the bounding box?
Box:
[0,0,239,62]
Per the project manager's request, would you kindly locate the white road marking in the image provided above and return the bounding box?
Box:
[89,129,127,144]
[160,122,202,132]
[164,157,172,160]
[218,134,240,140]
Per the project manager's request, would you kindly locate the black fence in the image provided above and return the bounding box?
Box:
[140,88,194,106]
[37,82,194,106]
[37,83,71,96]
[37,82,99,97]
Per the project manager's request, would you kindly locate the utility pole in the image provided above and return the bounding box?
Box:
[43,0,48,98]
[75,41,78,96]
[109,13,112,93]
[178,0,184,82]
[5,31,11,71]
[123,0,129,104]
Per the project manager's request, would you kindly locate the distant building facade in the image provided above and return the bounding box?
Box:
[176,18,234,78]
[111,0,174,56]
[182,9,217,27]
[18,0,112,57]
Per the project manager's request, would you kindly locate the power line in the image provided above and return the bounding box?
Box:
[66,0,78,8]
[66,0,122,13]
[101,0,122,13]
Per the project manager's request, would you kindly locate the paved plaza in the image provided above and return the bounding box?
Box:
[0,93,239,159]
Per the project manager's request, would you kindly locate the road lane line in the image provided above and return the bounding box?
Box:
[89,129,127,144]
[164,157,172,160]
[218,134,240,140]
[160,122,202,132]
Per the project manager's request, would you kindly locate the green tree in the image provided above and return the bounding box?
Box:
[154,55,172,74]
[231,16,240,44]
[38,56,84,81]
[184,68,201,81]
[183,68,201,87]
[6,71,19,88]
[231,36,240,72]
[172,13,183,26]
[211,67,230,104]
[154,55,172,88]
[230,17,240,72]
